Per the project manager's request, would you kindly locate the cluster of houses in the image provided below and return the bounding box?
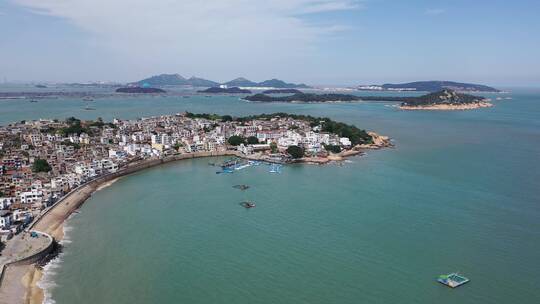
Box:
[0,113,352,243]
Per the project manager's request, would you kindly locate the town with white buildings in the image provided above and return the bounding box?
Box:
[0,112,381,246]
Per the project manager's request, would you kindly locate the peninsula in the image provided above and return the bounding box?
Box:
[398,89,492,110]
[0,111,391,303]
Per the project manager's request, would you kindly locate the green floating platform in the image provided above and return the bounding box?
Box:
[437,273,470,288]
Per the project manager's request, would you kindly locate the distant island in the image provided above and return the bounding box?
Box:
[132,74,219,87]
[244,93,361,103]
[132,74,310,88]
[243,89,492,110]
[216,77,310,89]
[262,89,303,94]
[358,81,499,92]
[198,87,252,94]
[398,89,492,110]
[116,87,166,94]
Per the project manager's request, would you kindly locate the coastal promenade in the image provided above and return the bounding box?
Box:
[0,150,240,304]
[0,231,53,304]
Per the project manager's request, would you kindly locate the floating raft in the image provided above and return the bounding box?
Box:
[437,273,470,288]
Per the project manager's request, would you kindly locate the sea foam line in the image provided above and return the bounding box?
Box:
[37,212,78,304]
[38,176,120,303]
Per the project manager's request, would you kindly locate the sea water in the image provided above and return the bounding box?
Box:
[1,86,539,303]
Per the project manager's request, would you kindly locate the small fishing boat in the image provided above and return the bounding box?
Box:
[216,168,234,174]
[248,160,261,166]
[269,163,282,173]
[240,201,256,208]
[233,184,250,190]
[234,163,251,170]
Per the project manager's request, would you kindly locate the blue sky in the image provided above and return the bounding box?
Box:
[1,0,539,86]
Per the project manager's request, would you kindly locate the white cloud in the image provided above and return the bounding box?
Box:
[424,8,446,16]
[12,0,361,80]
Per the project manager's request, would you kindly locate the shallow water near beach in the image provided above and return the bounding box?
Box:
[3,87,539,303]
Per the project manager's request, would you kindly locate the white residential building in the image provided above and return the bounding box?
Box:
[0,197,16,210]
[19,190,43,204]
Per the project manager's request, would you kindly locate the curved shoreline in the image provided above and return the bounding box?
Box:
[1,151,241,304]
[3,143,392,303]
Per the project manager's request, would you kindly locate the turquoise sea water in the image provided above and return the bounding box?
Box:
[2,87,539,303]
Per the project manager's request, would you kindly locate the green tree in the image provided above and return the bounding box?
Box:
[221,115,233,122]
[286,145,304,159]
[246,136,259,145]
[227,135,245,146]
[32,159,52,173]
[324,144,341,154]
[270,142,278,153]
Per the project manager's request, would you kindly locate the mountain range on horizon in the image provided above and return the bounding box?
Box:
[131,74,310,88]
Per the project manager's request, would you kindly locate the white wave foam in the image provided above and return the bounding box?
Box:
[37,251,62,304]
[37,213,77,304]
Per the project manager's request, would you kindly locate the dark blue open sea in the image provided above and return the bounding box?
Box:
[1,86,539,303]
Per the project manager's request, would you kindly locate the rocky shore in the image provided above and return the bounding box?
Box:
[399,101,493,111]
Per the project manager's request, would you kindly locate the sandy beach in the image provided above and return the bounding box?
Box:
[0,152,239,304]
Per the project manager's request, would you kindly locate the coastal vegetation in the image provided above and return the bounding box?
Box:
[32,158,52,173]
[286,145,305,158]
[399,89,486,106]
[227,135,245,146]
[58,117,89,136]
[246,136,259,145]
[270,142,278,153]
[243,93,361,103]
[323,144,342,153]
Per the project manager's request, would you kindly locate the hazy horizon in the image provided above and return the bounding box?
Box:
[1,0,540,86]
